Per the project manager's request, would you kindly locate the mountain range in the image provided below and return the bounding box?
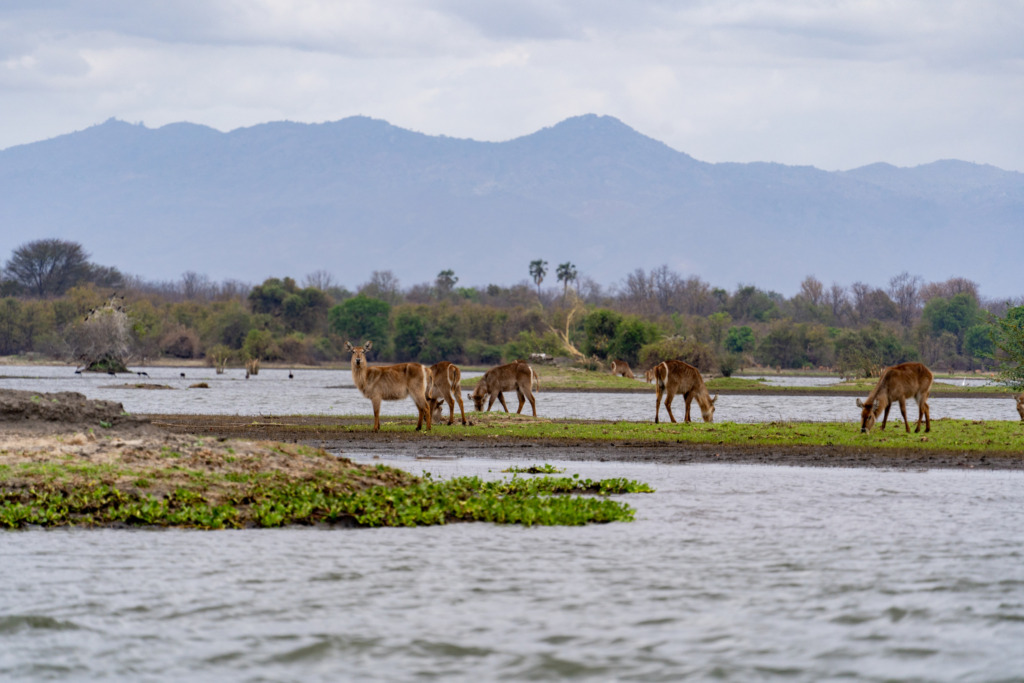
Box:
[1,114,1021,298]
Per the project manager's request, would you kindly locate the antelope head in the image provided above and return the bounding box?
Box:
[345,340,373,368]
[856,398,878,432]
[701,393,718,423]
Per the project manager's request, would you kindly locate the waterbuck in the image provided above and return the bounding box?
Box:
[653,360,717,423]
[610,359,635,379]
[468,360,539,416]
[344,341,432,432]
[427,360,467,426]
[856,362,933,433]
[1016,392,1024,421]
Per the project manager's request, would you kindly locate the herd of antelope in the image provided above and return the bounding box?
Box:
[345,341,1023,433]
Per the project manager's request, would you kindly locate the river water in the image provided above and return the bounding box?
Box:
[0,365,1018,423]
[2,457,1023,681]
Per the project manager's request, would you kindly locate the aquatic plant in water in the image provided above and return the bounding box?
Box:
[0,473,651,530]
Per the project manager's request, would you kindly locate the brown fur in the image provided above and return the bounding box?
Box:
[426,361,467,425]
[856,362,933,433]
[345,341,432,432]
[468,360,538,416]
[610,359,635,379]
[653,360,717,424]
[1016,392,1024,421]
[644,367,657,383]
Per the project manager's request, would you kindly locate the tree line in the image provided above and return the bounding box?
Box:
[1,239,1022,387]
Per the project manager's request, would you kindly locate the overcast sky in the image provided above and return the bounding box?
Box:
[2,1,1023,171]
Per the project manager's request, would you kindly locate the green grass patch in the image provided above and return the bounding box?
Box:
[426,415,1024,455]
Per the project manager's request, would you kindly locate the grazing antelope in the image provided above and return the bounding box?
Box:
[653,360,717,423]
[345,341,432,432]
[856,362,933,433]
[1015,392,1023,421]
[468,360,538,416]
[610,359,635,379]
[427,360,467,425]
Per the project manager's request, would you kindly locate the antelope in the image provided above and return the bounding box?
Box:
[610,359,635,379]
[345,341,432,432]
[856,362,933,433]
[653,360,717,423]
[427,360,467,426]
[644,367,657,383]
[468,360,539,416]
[1015,392,1024,421]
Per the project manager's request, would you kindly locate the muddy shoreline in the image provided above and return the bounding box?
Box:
[145,414,1024,471]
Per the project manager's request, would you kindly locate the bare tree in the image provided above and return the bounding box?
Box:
[69,296,132,372]
[826,282,849,324]
[888,271,922,327]
[180,271,213,300]
[303,269,337,291]
[920,277,980,304]
[619,268,655,316]
[358,270,402,305]
[650,265,680,313]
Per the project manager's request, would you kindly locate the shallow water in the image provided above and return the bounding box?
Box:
[0,365,1018,423]
[3,458,1023,681]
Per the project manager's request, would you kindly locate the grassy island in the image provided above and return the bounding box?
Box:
[0,437,651,530]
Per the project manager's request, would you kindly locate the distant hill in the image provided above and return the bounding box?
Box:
[1,114,1021,297]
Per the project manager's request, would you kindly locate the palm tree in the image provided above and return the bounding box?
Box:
[556,262,578,300]
[529,259,548,297]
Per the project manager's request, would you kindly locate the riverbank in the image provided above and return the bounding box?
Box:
[0,389,645,528]
[147,412,1024,471]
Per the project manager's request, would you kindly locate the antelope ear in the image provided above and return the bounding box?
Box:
[364,340,373,350]
[856,398,865,407]
[711,393,718,404]
[344,341,353,351]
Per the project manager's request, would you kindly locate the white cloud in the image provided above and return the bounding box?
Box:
[0,0,1022,171]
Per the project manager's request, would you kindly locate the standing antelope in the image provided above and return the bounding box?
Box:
[345,341,432,432]
[427,360,467,425]
[610,359,635,379]
[1015,392,1023,421]
[856,362,933,433]
[653,360,717,423]
[468,360,539,416]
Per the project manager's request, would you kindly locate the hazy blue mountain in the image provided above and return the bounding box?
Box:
[1,115,1021,297]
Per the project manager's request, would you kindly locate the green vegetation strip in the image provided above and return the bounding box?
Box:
[467,418,1024,454]
[0,457,650,530]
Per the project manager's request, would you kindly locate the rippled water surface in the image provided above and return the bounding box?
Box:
[1,365,1018,423]
[3,459,1023,681]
